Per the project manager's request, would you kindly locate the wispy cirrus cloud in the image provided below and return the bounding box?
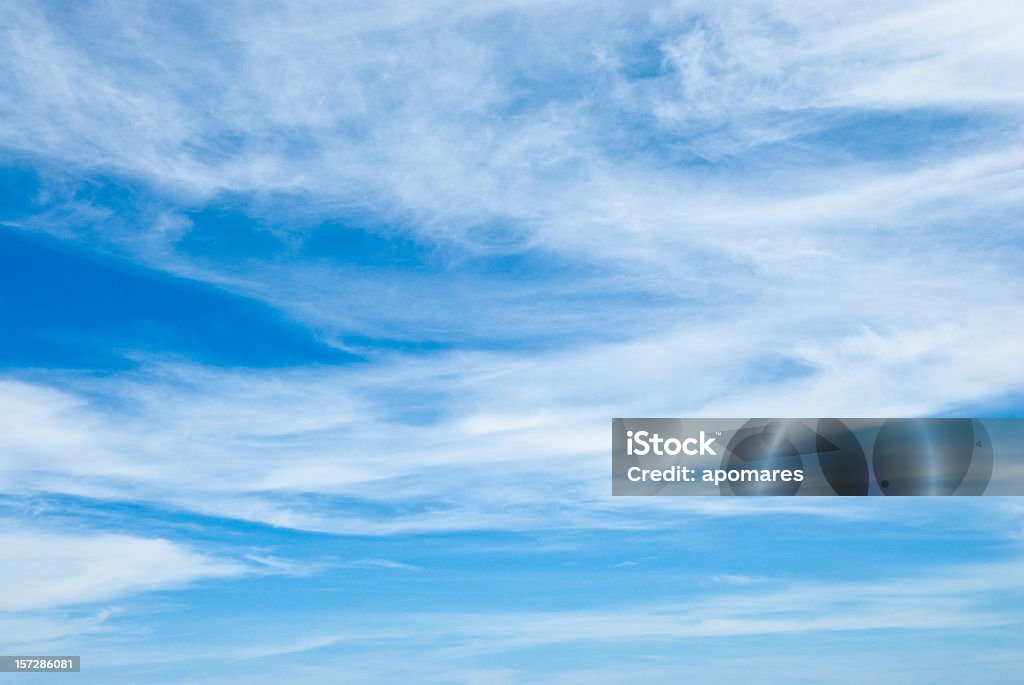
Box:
[2,321,1022,535]
[60,555,1024,683]
[1,4,1023,680]
[0,525,250,656]
[0,529,245,613]
[2,0,1020,405]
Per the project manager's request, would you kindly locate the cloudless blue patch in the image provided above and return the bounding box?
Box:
[788,108,988,165]
[740,354,817,385]
[178,206,289,261]
[616,39,667,81]
[0,228,356,369]
[940,392,1024,418]
[0,165,43,219]
[299,219,430,268]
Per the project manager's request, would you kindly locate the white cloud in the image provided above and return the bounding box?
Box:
[0,528,245,612]
[404,557,1024,658]
[0,610,112,654]
[64,555,1024,682]
[1,5,1021,682]
[2,316,1021,534]
[2,1,1018,379]
[710,574,758,585]
[341,559,422,572]
[0,1,1022,535]
[1,0,1020,254]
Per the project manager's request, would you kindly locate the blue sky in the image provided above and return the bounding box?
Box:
[1,1,1023,682]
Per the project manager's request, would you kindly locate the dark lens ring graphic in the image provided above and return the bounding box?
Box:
[719,418,992,496]
[872,418,992,496]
